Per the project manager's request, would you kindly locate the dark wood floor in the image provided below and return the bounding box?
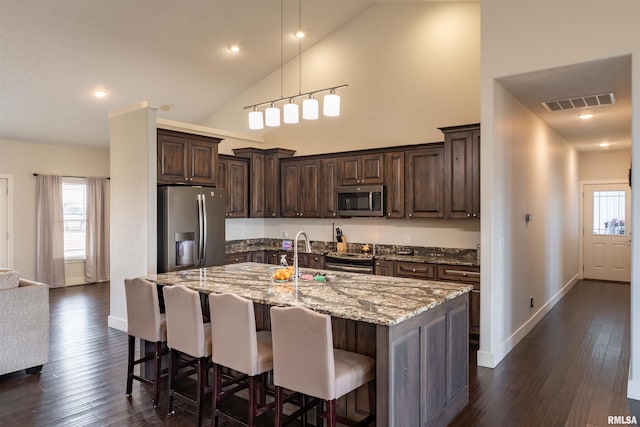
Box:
[0,280,639,426]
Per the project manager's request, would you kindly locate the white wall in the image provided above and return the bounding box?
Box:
[108,105,157,332]
[205,2,481,156]
[482,0,640,400]
[579,149,631,181]
[0,138,109,281]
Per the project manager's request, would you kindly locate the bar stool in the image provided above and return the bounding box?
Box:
[124,277,167,407]
[162,285,212,427]
[209,293,274,427]
[270,306,376,427]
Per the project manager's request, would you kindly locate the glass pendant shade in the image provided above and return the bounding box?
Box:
[302,97,319,120]
[283,101,299,124]
[323,92,340,117]
[248,110,264,130]
[265,105,281,127]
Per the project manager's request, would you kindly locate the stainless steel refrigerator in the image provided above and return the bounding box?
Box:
[157,186,226,273]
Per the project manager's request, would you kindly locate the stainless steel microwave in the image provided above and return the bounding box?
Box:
[336,185,384,217]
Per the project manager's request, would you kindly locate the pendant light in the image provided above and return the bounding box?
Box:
[248,107,264,130]
[265,103,281,127]
[302,95,319,120]
[283,99,299,124]
[323,89,340,117]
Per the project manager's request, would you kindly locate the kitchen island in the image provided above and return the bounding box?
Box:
[147,262,472,427]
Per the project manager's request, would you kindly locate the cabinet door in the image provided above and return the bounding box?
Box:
[471,129,481,218]
[280,162,300,217]
[251,251,266,264]
[188,139,218,185]
[406,146,445,218]
[299,160,321,218]
[266,250,280,265]
[361,153,384,184]
[309,254,324,269]
[442,125,480,219]
[338,155,361,186]
[320,158,338,218]
[469,290,480,336]
[225,252,251,264]
[157,133,188,184]
[384,151,405,218]
[265,153,280,217]
[394,261,436,279]
[226,159,249,218]
[374,260,395,276]
[248,152,266,218]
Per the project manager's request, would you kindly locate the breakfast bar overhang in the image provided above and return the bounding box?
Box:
[147,262,472,427]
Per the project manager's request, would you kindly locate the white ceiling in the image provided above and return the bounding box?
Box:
[0,0,629,152]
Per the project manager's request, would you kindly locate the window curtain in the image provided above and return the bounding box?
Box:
[36,175,65,287]
[85,177,109,283]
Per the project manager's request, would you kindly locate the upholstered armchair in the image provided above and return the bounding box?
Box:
[0,272,50,376]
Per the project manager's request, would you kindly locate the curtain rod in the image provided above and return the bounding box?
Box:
[33,173,110,180]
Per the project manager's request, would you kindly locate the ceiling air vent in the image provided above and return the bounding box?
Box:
[541,92,615,112]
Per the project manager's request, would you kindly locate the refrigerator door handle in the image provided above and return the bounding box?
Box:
[197,194,204,267]
[201,193,208,267]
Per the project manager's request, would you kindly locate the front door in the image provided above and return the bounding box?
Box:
[583,183,631,282]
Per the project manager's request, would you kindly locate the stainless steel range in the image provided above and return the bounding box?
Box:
[324,251,374,274]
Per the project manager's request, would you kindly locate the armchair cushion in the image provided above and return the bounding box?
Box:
[0,269,20,290]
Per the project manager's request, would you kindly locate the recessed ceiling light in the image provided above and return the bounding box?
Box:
[229,45,240,53]
[599,141,611,148]
[579,112,594,120]
[93,90,107,98]
[295,30,305,39]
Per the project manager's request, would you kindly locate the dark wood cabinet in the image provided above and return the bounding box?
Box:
[280,159,321,218]
[309,254,324,269]
[441,124,480,219]
[436,264,480,336]
[384,151,405,218]
[251,250,266,264]
[320,158,339,218]
[405,145,445,219]
[157,129,220,185]
[394,261,436,279]
[338,153,384,186]
[234,148,295,218]
[374,260,395,276]
[217,155,249,218]
[224,252,252,264]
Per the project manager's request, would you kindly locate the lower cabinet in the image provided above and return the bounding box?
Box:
[224,252,252,264]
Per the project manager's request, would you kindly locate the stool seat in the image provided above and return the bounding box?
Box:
[333,349,375,400]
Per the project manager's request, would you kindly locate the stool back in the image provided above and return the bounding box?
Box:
[163,285,207,357]
[209,293,259,375]
[124,277,164,342]
[270,306,335,400]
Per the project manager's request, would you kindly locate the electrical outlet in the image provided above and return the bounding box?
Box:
[530,297,534,309]
[404,235,410,244]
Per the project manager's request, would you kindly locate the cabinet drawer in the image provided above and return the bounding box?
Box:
[437,265,480,287]
[394,262,435,279]
[225,252,252,264]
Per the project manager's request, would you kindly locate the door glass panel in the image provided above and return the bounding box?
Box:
[592,190,625,235]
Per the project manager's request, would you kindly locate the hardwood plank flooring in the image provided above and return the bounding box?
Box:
[0,280,639,426]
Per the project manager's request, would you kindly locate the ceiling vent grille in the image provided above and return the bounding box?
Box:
[541,92,616,112]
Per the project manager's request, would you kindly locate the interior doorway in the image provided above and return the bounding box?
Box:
[0,175,13,268]
[582,181,631,282]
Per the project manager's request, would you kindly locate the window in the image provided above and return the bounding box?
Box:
[592,190,625,235]
[62,178,87,260]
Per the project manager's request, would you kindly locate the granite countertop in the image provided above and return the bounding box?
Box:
[147,262,472,326]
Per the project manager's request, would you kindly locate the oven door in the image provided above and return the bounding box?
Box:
[324,256,374,274]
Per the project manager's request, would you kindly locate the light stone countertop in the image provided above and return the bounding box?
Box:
[147,262,472,326]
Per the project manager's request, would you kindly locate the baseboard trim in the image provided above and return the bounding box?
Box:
[478,272,580,369]
[628,373,640,401]
[108,315,127,333]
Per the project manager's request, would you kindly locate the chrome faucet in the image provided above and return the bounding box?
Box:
[294,231,312,279]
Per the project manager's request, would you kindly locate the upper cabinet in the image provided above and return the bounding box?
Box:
[157,129,221,185]
[405,145,445,219]
[384,151,405,218]
[217,155,249,218]
[233,148,295,218]
[440,124,480,219]
[338,153,384,186]
[280,159,321,218]
[320,158,339,218]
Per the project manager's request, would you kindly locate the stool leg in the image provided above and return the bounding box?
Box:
[248,376,257,427]
[168,349,177,415]
[212,364,221,427]
[316,399,323,427]
[275,386,283,427]
[327,399,336,427]
[126,335,135,395]
[368,380,376,418]
[153,341,162,407]
[196,357,207,427]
